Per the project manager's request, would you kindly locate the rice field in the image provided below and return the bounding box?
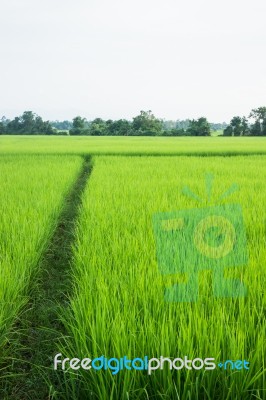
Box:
[58,155,266,399]
[0,138,265,399]
[0,155,82,356]
[0,135,266,156]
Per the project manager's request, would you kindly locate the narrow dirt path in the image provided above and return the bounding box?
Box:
[2,156,92,400]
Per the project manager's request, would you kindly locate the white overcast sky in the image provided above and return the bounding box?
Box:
[0,0,265,122]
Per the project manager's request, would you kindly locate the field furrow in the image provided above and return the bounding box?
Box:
[0,155,82,359]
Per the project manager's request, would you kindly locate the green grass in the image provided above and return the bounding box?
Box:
[0,135,266,156]
[0,155,82,364]
[0,136,265,399]
[58,155,266,399]
[1,157,92,400]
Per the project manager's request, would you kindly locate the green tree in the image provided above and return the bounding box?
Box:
[5,111,54,135]
[107,119,131,136]
[249,107,266,136]
[42,120,54,135]
[20,111,35,133]
[223,116,249,136]
[6,117,22,134]
[0,122,5,134]
[223,126,233,136]
[73,116,85,129]
[89,118,107,136]
[241,117,250,136]
[230,116,242,136]
[70,116,88,135]
[249,107,266,122]
[250,121,262,136]
[262,119,266,136]
[132,110,163,136]
[187,117,211,136]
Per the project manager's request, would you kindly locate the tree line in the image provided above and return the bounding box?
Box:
[0,107,265,136]
[0,110,212,136]
[223,107,266,136]
[0,111,54,135]
[69,111,212,136]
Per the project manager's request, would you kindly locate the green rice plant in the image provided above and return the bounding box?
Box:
[0,135,265,156]
[59,155,266,399]
[0,155,82,356]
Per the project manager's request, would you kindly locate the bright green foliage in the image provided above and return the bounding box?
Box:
[0,155,82,350]
[60,155,266,399]
[0,135,266,155]
[0,137,266,399]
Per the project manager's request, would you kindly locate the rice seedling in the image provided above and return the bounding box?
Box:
[59,155,266,400]
[0,155,82,357]
[1,136,265,399]
[0,135,266,156]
